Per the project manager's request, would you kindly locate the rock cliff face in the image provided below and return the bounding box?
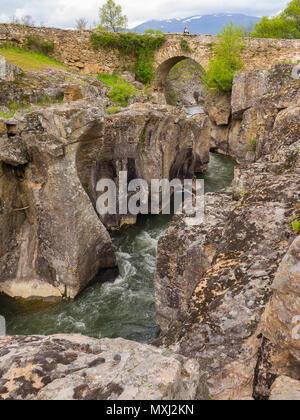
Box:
[0,57,210,300]
[0,101,117,300]
[0,334,208,400]
[203,64,300,163]
[154,64,300,399]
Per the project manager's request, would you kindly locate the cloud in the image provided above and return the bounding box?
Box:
[0,14,9,23]
[0,0,291,29]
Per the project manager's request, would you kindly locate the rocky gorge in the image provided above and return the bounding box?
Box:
[0,49,299,400]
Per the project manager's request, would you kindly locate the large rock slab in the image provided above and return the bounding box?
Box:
[231,65,298,118]
[0,334,208,400]
[76,102,210,230]
[204,91,231,126]
[0,54,23,82]
[155,192,234,331]
[231,69,269,117]
[269,376,300,401]
[228,65,300,163]
[0,102,117,300]
[262,236,300,365]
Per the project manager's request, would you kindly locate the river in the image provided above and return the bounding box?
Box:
[0,108,236,343]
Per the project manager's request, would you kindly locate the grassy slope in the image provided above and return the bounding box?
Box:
[0,46,66,72]
[0,47,67,118]
[97,73,119,87]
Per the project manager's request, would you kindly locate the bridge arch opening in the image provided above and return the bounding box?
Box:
[155,57,206,106]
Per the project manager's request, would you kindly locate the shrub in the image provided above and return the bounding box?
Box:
[204,23,244,92]
[106,106,119,114]
[36,94,64,106]
[108,78,138,107]
[252,15,298,39]
[97,73,119,86]
[98,74,139,107]
[24,35,55,56]
[91,32,165,84]
[144,29,164,34]
[0,111,14,119]
[135,49,156,84]
[247,137,257,152]
[180,37,191,53]
[0,102,30,118]
[292,220,300,234]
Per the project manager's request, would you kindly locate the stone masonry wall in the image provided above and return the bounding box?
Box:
[0,24,299,80]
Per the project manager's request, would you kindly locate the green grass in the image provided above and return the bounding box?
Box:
[106,106,119,114]
[36,94,64,107]
[97,73,119,87]
[0,111,14,118]
[247,137,257,152]
[0,46,67,72]
[0,103,30,119]
[0,96,64,119]
[292,220,300,234]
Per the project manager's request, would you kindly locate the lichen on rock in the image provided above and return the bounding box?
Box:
[0,334,208,400]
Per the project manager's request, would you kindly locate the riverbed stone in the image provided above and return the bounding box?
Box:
[0,334,208,400]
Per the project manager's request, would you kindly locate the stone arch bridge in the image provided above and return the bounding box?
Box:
[0,24,300,91]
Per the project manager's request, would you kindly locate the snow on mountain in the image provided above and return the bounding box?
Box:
[131,13,262,35]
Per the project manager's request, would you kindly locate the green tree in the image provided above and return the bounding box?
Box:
[99,0,128,32]
[284,0,300,32]
[252,0,300,39]
[204,23,244,92]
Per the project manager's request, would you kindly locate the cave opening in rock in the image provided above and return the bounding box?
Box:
[169,147,204,179]
[156,57,206,106]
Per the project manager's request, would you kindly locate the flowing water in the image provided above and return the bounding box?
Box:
[186,105,205,117]
[0,112,236,343]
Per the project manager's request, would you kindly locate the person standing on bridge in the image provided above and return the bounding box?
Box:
[183,26,189,34]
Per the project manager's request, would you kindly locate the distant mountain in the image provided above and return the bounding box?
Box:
[131,13,261,35]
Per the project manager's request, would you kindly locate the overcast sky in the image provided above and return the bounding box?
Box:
[0,0,291,29]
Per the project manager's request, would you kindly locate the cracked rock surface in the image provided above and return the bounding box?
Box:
[0,334,208,400]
